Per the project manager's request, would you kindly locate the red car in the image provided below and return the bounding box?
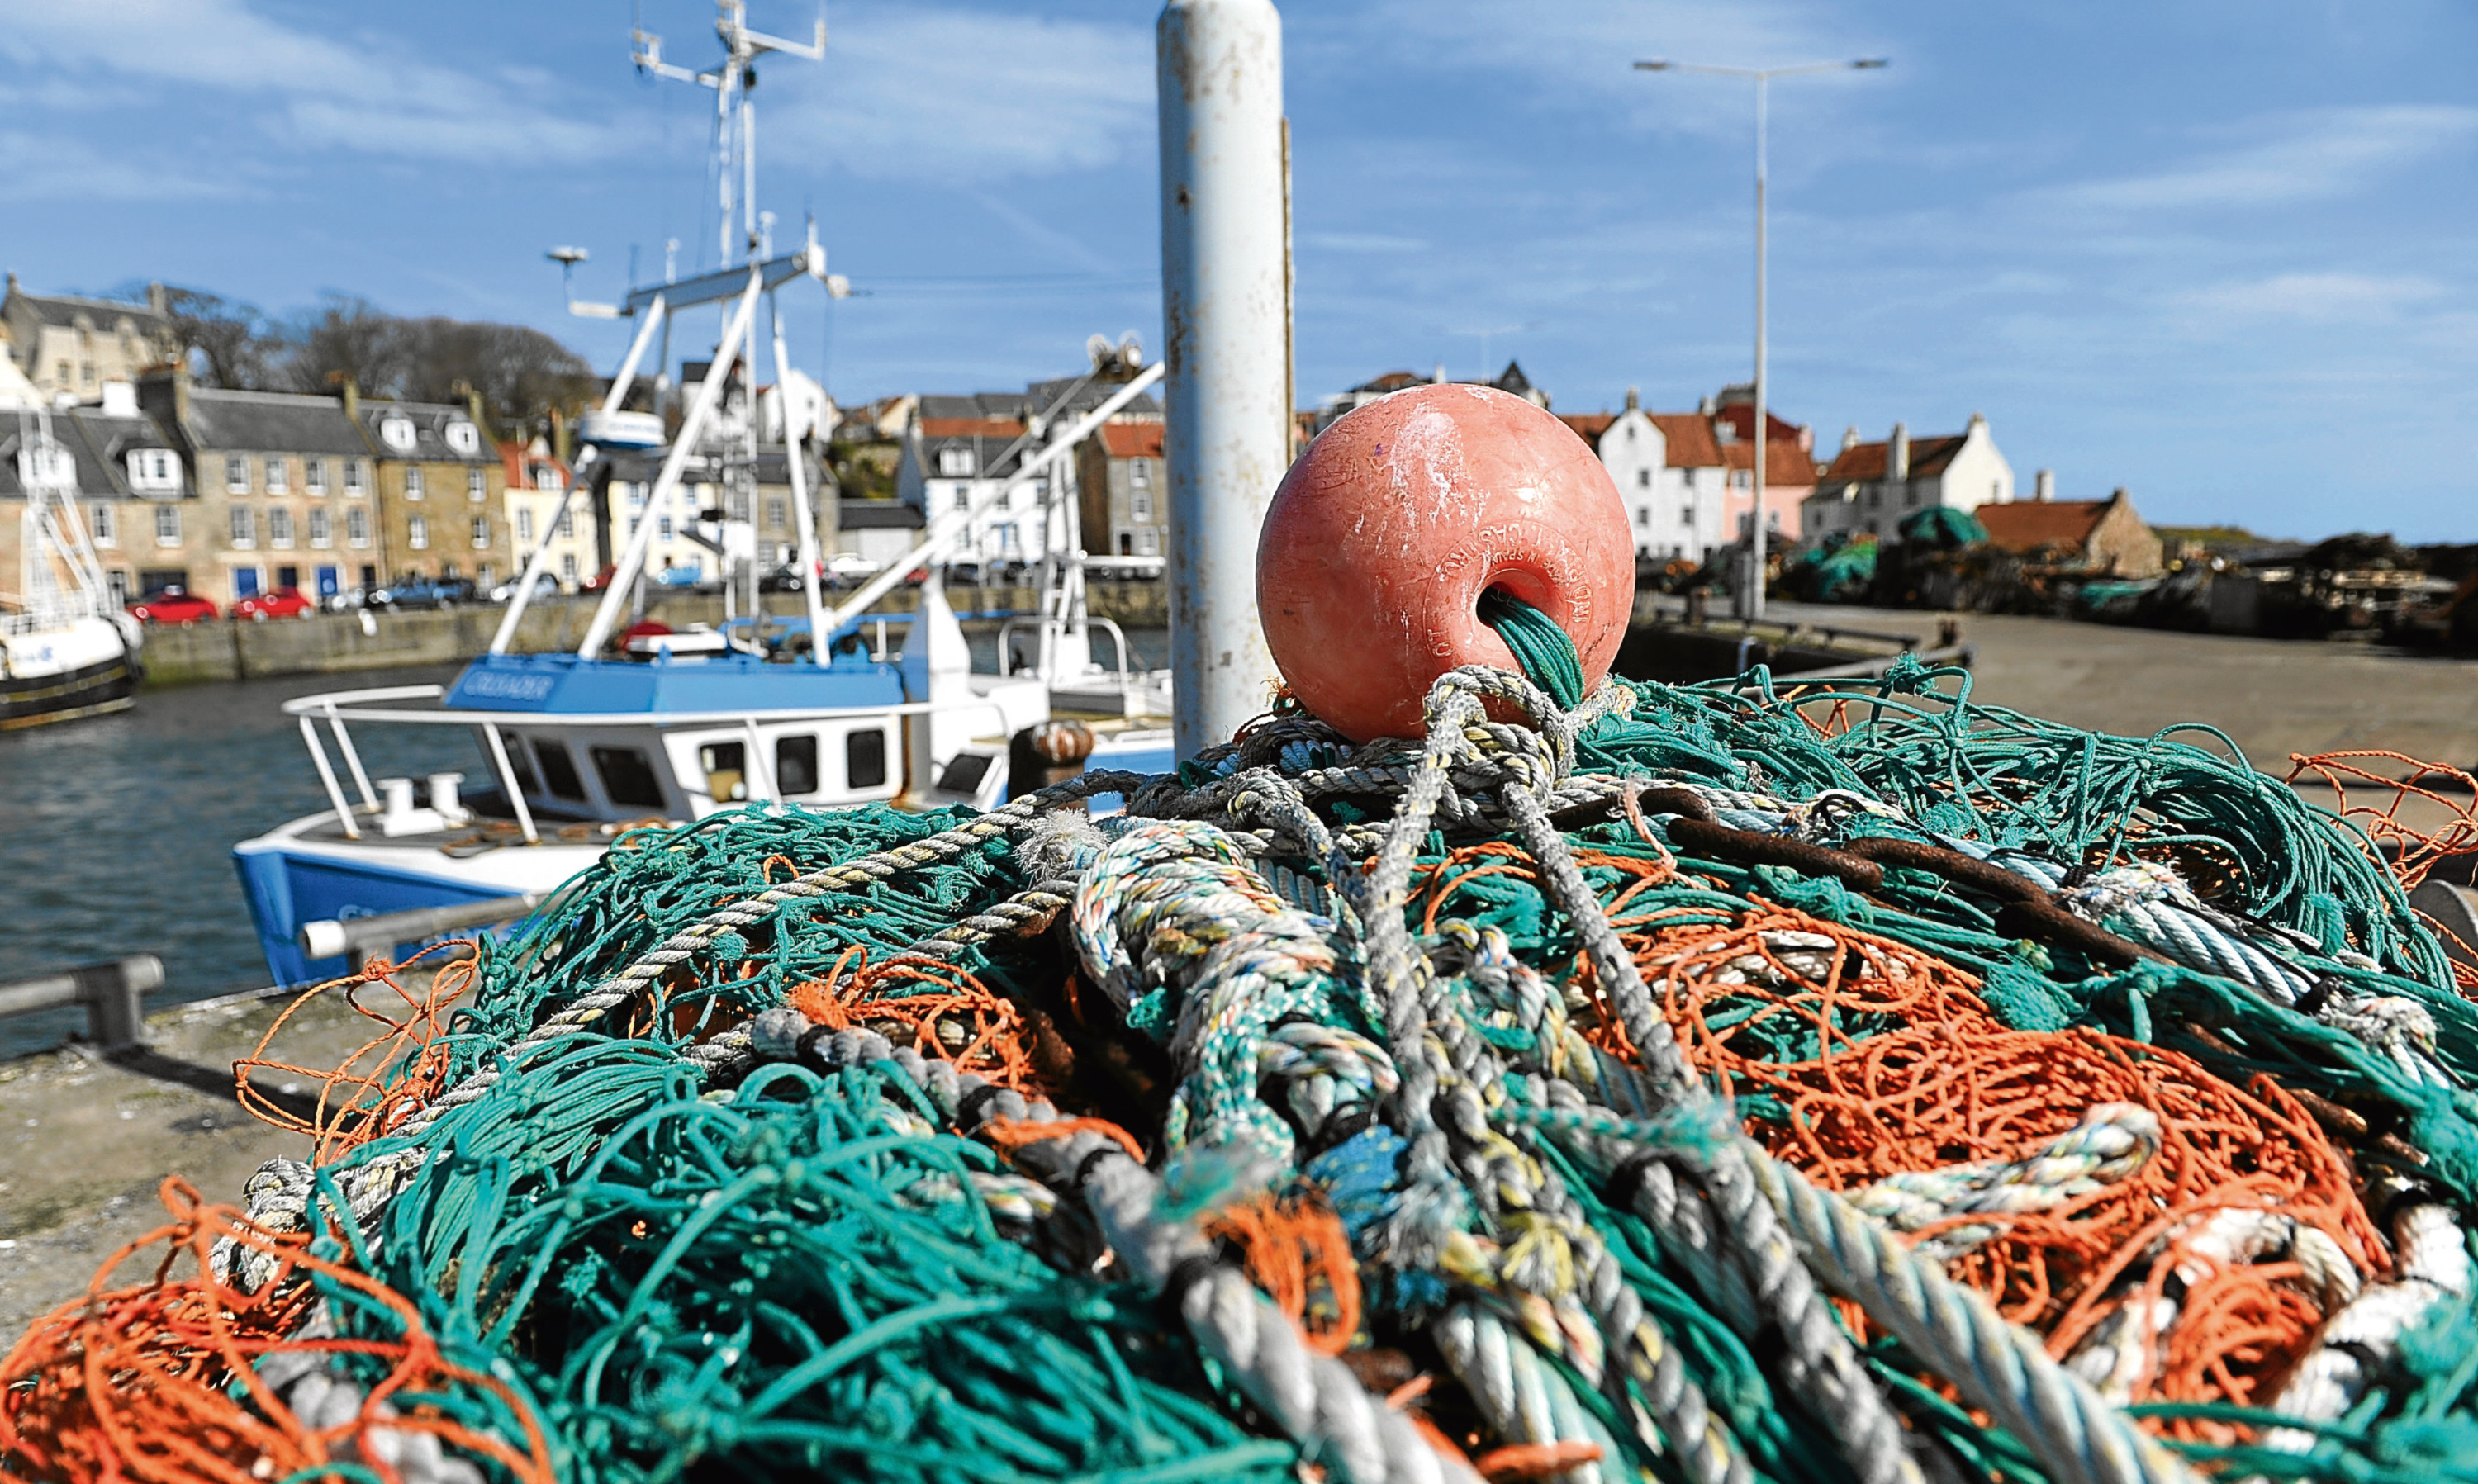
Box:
[126,588,219,626]
[232,586,317,621]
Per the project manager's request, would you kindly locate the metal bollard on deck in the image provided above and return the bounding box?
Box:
[0,955,167,1052]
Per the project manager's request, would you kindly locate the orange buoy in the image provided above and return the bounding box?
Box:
[1255,384,1634,742]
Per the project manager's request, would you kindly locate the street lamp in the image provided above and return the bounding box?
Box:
[1635,56,1887,622]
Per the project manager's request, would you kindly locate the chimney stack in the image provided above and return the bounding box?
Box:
[1624,385,1640,411]
[2034,469,2055,503]
[1841,425,1859,453]
[1887,422,1910,483]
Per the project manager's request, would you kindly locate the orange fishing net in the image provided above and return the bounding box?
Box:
[1201,1189,1365,1357]
[1583,906,2382,1432]
[789,947,1048,1094]
[2287,748,2478,894]
[235,945,472,1165]
[0,1178,552,1484]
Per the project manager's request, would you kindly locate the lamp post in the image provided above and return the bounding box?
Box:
[1635,56,1886,622]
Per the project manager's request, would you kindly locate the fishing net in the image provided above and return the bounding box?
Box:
[12,595,2478,1484]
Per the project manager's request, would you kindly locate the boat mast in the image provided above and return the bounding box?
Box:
[553,4,833,658]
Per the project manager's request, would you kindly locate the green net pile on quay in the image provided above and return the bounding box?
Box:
[10,600,2478,1484]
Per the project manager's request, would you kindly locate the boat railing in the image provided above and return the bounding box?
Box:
[995,614,1135,688]
[282,683,1023,845]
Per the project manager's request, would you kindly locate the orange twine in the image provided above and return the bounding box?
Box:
[1588,906,2381,1437]
[0,1178,553,1484]
[2286,747,2478,894]
[1200,1190,1364,1357]
[235,942,474,1165]
[788,949,1048,1094]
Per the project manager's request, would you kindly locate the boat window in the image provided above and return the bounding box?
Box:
[776,734,819,796]
[847,728,889,790]
[498,735,539,794]
[533,737,586,801]
[591,746,667,810]
[699,741,748,804]
[933,751,988,798]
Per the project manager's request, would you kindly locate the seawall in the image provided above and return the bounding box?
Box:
[134,582,1171,687]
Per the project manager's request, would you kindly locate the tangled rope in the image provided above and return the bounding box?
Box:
[14,606,2478,1484]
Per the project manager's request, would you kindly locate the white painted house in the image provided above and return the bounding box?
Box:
[1560,392,1730,564]
[1802,414,2015,544]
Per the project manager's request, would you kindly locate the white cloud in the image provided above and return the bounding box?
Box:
[763,6,1154,183]
[1303,230,1431,254]
[2047,106,2478,212]
[0,0,632,165]
[0,130,242,201]
[2179,271,2448,323]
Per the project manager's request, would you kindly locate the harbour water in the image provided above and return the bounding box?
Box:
[0,625,1172,1060]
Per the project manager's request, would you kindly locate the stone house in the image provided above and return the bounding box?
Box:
[348,391,511,587]
[598,443,832,586]
[0,389,190,606]
[1975,487,2164,577]
[896,374,1161,567]
[137,371,382,603]
[1074,420,1165,558]
[1803,414,2015,545]
[2,277,182,403]
[501,438,597,590]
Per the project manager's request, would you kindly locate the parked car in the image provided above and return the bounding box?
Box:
[127,587,219,626]
[371,576,477,611]
[824,554,881,589]
[231,586,318,621]
[655,566,704,589]
[488,573,562,604]
[758,562,816,594]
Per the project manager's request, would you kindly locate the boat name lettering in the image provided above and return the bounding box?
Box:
[462,671,558,702]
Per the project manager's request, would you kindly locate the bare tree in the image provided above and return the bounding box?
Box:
[158,286,278,389]
[281,294,411,399]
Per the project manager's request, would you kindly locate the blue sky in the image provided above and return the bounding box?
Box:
[2,1,2473,538]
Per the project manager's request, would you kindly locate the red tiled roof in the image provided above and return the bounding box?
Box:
[1975,500,2113,555]
[1647,413,1721,469]
[919,417,1025,439]
[1717,437,1821,486]
[1097,421,1164,459]
[1559,412,1616,441]
[1711,404,1807,448]
[1819,433,1969,485]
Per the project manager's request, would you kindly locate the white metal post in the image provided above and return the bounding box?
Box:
[1157,0,1288,761]
[768,292,829,648]
[1750,75,1768,622]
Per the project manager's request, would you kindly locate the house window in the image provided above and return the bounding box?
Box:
[347,509,373,547]
[380,415,415,452]
[154,505,181,546]
[230,506,255,548]
[938,447,976,476]
[127,449,178,491]
[446,421,479,454]
[1136,529,1160,557]
[1679,508,1695,528]
[408,515,429,550]
[1130,488,1154,522]
[225,455,250,493]
[468,468,486,501]
[406,467,425,500]
[471,515,490,548]
[306,460,327,495]
[658,516,673,541]
[344,460,365,495]
[89,503,116,545]
[765,497,786,529]
[560,552,577,583]
[268,508,294,548]
[266,458,288,494]
[1637,468,1651,488]
[516,509,534,543]
[309,508,332,548]
[1131,459,1150,489]
[1635,508,1649,529]
[625,486,646,511]
[556,507,574,538]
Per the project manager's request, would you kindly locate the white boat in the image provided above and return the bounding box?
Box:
[232,3,1172,984]
[2,409,142,730]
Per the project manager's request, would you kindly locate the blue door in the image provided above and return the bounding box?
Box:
[316,565,340,598]
[235,567,262,599]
